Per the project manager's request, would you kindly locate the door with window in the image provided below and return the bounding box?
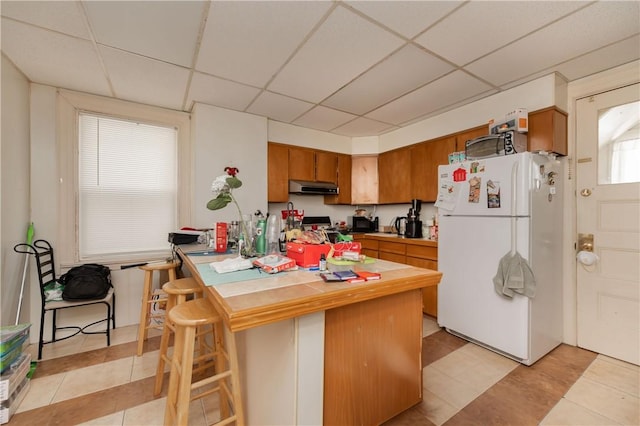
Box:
[576,83,640,365]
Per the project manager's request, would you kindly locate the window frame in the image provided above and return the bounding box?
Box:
[57,90,192,265]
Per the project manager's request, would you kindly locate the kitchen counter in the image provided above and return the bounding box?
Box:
[178,247,441,425]
[361,232,438,246]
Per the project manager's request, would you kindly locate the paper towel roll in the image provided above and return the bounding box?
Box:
[577,251,599,266]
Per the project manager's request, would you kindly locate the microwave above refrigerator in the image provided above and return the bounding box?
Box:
[465,131,527,160]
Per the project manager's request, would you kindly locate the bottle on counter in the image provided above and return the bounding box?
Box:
[319,253,327,271]
[256,216,267,255]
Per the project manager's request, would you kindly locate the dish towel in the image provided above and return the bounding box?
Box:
[209,256,254,274]
[493,251,536,298]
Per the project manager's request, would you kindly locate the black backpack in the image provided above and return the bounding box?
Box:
[60,264,112,301]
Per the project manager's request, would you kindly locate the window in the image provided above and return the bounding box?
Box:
[78,114,178,258]
[56,90,191,265]
[598,100,640,185]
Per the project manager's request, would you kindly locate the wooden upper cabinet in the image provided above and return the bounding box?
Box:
[378,147,411,204]
[410,136,456,202]
[351,155,378,205]
[528,107,568,156]
[455,124,488,152]
[315,151,338,184]
[325,154,351,205]
[267,143,289,203]
[351,155,378,204]
[288,146,315,182]
[288,146,338,184]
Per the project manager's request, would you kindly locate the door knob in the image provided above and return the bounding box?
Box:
[580,188,592,197]
[578,233,594,252]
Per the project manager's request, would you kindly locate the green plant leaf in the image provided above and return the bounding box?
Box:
[226,176,242,189]
[207,193,232,210]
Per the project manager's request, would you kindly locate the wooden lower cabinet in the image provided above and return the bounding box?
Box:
[357,236,439,317]
[324,289,423,425]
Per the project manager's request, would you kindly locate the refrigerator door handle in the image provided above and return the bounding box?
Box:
[510,161,519,255]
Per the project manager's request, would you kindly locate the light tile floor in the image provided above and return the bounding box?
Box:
[15,317,640,426]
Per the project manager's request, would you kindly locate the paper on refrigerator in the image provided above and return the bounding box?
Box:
[435,179,459,211]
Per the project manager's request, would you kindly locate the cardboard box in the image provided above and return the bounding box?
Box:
[332,242,361,258]
[215,222,227,253]
[286,242,331,268]
[253,255,296,274]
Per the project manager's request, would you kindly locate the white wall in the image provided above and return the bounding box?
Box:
[1,57,31,326]
[192,104,268,228]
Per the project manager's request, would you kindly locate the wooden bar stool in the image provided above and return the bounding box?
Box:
[154,277,203,395]
[164,298,244,426]
[137,261,180,356]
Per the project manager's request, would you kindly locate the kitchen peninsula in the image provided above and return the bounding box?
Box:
[179,248,441,425]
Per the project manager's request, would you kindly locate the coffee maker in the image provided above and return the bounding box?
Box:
[405,199,423,238]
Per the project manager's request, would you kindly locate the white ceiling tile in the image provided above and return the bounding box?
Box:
[197,1,332,87]
[187,72,261,112]
[293,106,357,132]
[366,71,493,125]
[247,91,314,123]
[99,46,190,111]
[84,1,205,67]
[332,117,397,137]
[323,44,454,115]
[0,1,90,39]
[1,18,111,96]
[466,1,640,86]
[502,35,640,91]
[345,1,463,39]
[553,35,640,82]
[417,1,589,66]
[268,5,405,103]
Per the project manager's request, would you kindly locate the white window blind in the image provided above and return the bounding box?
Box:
[78,113,178,259]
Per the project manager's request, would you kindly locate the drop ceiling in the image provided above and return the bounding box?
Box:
[2,1,639,137]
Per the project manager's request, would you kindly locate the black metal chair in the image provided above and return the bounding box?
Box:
[13,239,116,360]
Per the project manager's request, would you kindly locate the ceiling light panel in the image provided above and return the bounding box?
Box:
[268,6,405,103]
[322,44,454,115]
[84,1,205,67]
[197,1,332,88]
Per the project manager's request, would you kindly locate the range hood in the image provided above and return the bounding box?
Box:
[289,180,339,195]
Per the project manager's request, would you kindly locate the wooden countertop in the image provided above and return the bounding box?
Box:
[179,248,441,333]
[357,233,438,247]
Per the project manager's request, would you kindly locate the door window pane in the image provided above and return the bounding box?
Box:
[598,101,640,185]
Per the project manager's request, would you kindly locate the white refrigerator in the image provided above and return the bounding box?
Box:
[436,152,564,365]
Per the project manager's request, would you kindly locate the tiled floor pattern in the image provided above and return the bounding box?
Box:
[9,317,640,426]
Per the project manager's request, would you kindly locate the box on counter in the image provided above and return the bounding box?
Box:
[215,222,227,253]
[286,242,332,268]
[331,241,361,258]
[252,255,296,274]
